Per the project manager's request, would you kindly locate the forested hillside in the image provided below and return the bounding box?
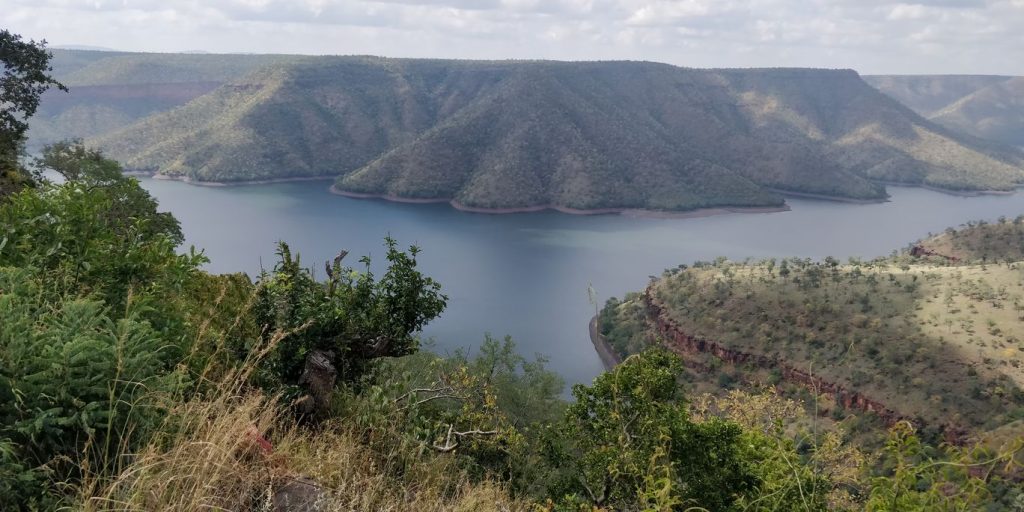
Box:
[26,51,1024,212]
[931,77,1024,149]
[863,75,1014,117]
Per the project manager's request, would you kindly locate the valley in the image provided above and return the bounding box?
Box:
[4,15,1024,509]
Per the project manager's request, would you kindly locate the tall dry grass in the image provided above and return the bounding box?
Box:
[77,368,529,511]
[74,282,529,511]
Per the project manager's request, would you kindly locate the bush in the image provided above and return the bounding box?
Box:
[0,268,187,508]
[248,238,447,406]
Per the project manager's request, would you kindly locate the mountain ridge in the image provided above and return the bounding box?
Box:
[30,51,1024,212]
[866,74,1024,149]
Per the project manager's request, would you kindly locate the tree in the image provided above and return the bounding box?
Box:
[1,29,65,193]
[250,239,447,412]
[35,141,182,244]
[0,270,186,509]
[543,350,757,510]
[0,160,198,315]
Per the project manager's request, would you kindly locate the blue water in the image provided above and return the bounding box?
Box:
[141,178,1024,387]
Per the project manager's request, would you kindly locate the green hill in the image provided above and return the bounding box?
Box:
[600,230,1024,439]
[915,216,1024,263]
[70,57,1024,211]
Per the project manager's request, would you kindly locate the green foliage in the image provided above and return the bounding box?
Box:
[250,238,447,390]
[542,350,758,511]
[334,335,565,494]
[865,422,1023,511]
[1,29,65,158]
[0,267,187,508]
[599,293,654,358]
[0,144,207,507]
[0,180,198,315]
[1,29,65,198]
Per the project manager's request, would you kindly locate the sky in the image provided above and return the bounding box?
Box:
[3,0,1023,75]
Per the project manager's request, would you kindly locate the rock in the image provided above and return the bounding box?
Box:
[297,349,337,417]
[272,476,328,512]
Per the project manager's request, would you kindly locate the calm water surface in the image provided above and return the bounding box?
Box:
[140,178,1024,387]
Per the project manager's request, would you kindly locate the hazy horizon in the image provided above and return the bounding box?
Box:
[5,0,1024,75]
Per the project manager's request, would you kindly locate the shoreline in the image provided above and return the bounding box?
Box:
[871,180,1018,198]
[589,315,622,371]
[131,172,1020,215]
[766,188,890,204]
[133,172,336,187]
[330,185,791,219]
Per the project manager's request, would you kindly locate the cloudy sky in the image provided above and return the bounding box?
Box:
[4,0,1023,74]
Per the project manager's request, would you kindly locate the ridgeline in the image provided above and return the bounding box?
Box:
[30,50,1024,213]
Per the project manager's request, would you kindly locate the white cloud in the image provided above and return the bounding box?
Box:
[2,0,1023,73]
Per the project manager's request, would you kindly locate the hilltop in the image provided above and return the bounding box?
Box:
[867,75,1024,149]
[914,216,1024,263]
[599,226,1024,441]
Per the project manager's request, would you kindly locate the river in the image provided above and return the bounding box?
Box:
[140,177,1024,387]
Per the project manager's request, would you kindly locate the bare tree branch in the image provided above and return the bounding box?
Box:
[430,424,499,453]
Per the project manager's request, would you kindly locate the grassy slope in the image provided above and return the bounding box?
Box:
[919,217,1024,263]
[602,225,1024,436]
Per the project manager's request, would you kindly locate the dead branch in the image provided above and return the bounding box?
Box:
[393,386,467,410]
[431,424,499,453]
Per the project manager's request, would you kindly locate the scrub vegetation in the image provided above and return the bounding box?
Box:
[3,30,1022,511]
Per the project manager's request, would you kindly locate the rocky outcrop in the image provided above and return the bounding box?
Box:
[642,287,968,443]
[589,316,623,371]
[272,476,329,512]
[909,244,960,262]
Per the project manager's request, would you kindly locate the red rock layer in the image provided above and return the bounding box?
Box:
[642,286,967,444]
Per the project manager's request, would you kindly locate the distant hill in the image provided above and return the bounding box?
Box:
[863,75,1013,116]
[27,50,301,150]
[931,78,1024,149]
[866,75,1024,149]
[29,52,1024,212]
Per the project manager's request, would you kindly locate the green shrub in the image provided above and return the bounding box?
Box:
[0,267,187,508]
